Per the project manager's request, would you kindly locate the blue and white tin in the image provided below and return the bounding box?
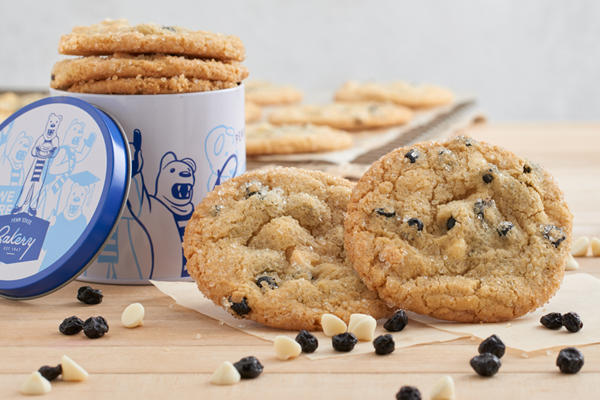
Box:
[50,85,245,284]
[0,96,130,299]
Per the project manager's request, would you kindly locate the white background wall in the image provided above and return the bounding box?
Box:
[1,0,599,121]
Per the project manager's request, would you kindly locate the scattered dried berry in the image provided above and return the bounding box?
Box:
[77,286,103,305]
[332,332,358,352]
[256,276,278,289]
[562,312,583,333]
[404,149,419,163]
[497,221,514,237]
[556,347,584,374]
[482,173,494,183]
[396,386,422,400]
[162,26,176,32]
[384,310,408,332]
[38,365,62,381]
[446,216,456,230]
[230,297,251,316]
[233,356,263,379]
[375,208,396,218]
[295,330,318,353]
[59,316,84,335]
[478,335,505,358]
[523,165,532,173]
[540,312,563,330]
[373,334,395,355]
[83,316,109,339]
[407,218,423,231]
[474,198,494,219]
[542,225,566,248]
[470,353,501,377]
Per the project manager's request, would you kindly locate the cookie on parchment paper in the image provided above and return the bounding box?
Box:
[268,102,413,131]
[246,123,353,155]
[59,19,245,61]
[245,102,262,123]
[51,54,248,91]
[183,167,392,330]
[245,80,303,106]
[344,136,572,323]
[335,80,454,109]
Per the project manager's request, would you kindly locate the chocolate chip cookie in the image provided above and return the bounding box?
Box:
[344,136,572,322]
[183,168,391,330]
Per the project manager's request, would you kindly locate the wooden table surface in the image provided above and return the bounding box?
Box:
[1,123,599,399]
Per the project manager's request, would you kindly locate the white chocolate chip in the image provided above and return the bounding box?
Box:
[61,355,88,382]
[274,335,302,360]
[209,361,240,385]
[571,236,590,257]
[20,371,51,395]
[121,302,145,328]
[591,237,600,257]
[565,254,579,271]
[430,375,455,400]
[348,315,376,341]
[320,314,347,336]
[347,313,370,332]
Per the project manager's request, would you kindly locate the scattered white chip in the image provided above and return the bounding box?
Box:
[320,314,347,336]
[20,371,51,395]
[121,302,145,328]
[347,313,370,332]
[571,237,590,257]
[348,315,376,341]
[565,254,579,271]
[591,237,600,257]
[209,361,240,385]
[430,375,455,400]
[274,335,302,360]
[61,355,88,382]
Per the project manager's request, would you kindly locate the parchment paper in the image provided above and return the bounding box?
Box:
[150,280,465,360]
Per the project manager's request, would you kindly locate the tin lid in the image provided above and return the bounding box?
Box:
[0,96,130,299]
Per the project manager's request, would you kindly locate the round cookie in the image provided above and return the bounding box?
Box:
[59,19,245,61]
[65,76,238,95]
[344,136,572,322]
[51,54,248,91]
[268,102,413,131]
[335,80,454,109]
[183,167,392,330]
[245,80,303,105]
[246,123,353,155]
[245,101,262,123]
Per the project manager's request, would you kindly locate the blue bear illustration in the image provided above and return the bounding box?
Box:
[0,122,32,187]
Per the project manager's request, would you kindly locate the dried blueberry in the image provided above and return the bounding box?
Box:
[497,221,514,237]
[256,276,278,289]
[59,316,84,335]
[556,347,584,374]
[562,312,583,333]
[162,25,176,32]
[523,165,532,173]
[407,218,423,231]
[396,386,422,400]
[77,286,103,305]
[384,310,408,332]
[50,73,55,81]
[478,334,505,358]
[332,332,358,352]
[233,356,263,379]
[540,312,563,330]
[482,173,494,184]
[446,216,456,230]
[230,297,251,316]
[295,330,319,353]
[245,188,260,198]
[474,198,493,219]
[38,365,62,381]
[542,225,566,248]
[83,316,109,339]
[375,208,396,218]
[404,149,419,163]
[470,353,501,377]
[373,334,395,355]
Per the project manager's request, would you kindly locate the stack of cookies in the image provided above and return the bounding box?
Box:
[183,136,572,329]
[51,19,248,95]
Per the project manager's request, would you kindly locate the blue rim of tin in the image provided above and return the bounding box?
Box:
[0,96,131,299]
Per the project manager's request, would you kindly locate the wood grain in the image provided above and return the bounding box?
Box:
[0,123,598,399]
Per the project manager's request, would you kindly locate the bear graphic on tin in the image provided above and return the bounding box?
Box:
[11,113,62,217]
